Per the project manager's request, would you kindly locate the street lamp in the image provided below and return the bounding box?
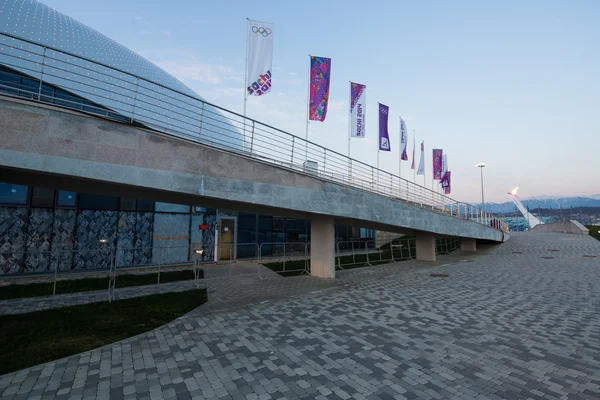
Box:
[476,163,487,213]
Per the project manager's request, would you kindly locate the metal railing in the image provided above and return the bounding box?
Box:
[0,235,477,303]
[436,237,462,255]
[335,239,415,270]
[0,32,511,232]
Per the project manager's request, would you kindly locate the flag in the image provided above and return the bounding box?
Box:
[378,103,390,151]
[246,20,274,96]
[411,142,415,169]
[400,118,408,160]
[432,149,443,180]
[443,171,451,194]
[441,154,448,181]
[350,82,366,138]
[417,141,425,175]
[309,56,331,121]
[441,165,450,189]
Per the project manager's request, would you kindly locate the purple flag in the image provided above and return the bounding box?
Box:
[443,171,451,194]
[378,103,390,151]
[309,56,331,122]
[433,149,443,180]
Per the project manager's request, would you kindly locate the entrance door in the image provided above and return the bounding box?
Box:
[218,218,236,261]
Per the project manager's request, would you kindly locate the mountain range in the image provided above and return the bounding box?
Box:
[479,195,600,214]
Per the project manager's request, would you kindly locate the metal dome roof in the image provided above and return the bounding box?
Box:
[0,0,244,151]
[0,0,197,98]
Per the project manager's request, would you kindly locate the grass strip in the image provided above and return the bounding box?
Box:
[0,288,207,376]
[0,269,202,301]
[586,225,600,241]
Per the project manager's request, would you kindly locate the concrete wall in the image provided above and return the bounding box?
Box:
[0,98,504,243]
[531,220,590,235]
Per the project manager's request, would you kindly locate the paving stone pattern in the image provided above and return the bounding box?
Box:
[2,232,600,399]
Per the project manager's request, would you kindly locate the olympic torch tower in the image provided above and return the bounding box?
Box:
[507,187,542,229]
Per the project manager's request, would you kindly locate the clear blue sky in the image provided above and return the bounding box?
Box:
[44,0,600,203]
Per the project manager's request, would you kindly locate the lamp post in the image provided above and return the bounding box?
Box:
[476,163,487,214]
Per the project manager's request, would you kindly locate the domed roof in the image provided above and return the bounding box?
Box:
[0,0,243,150]
[0,0,197,98]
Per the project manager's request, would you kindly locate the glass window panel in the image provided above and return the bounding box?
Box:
[31,187,54,208]
[120,198,136,211]
[0,69,21,96]
[238,213,256,230]
[273,217,284,231]
[258,216,272,232]
[20,77,39,99]
[137,200,154,212]
[78,193,119,210]
[56,191,77,207]
[54,88,83,110]
[0,183,28,205]
[155,202,189,213]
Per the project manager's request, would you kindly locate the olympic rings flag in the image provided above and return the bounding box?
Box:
[247,20,274,96]
[309,56,332,121]
[350,82,366,138]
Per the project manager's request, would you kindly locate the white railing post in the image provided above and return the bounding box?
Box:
[250,121,255,156]
[291,136,295,167]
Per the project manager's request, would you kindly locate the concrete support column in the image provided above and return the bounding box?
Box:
[461,238,477,252]
[310,216,335,278]
[416,232,436,261]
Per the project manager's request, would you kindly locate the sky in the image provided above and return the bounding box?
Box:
[43,0,600,203]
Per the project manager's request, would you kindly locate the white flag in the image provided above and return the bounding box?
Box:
[442,154,448,178]
[350,82,366,138]
[400,118,408,160]
[417,141,425,175]
[246,20,274,96]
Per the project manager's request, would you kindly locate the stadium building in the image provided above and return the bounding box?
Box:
[0,0,374,274]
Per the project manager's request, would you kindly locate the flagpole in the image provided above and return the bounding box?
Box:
[377,108,380,189]
[305,54,311,164]
[413,129,416,183]
[398,116,402,180]
[423,141,426,188]
[348,81,351,182]
[243,17,249,152]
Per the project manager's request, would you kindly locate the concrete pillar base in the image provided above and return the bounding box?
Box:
[416,232,436,261]
[461,238,477,252]
[310,216,335,278]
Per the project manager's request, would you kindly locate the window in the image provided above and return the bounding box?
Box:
[78,193,119,210]
[20,77,39,99]
[31,188,55,208]
[54,88,83,111]
[0,183,28,205]
[120,198,136,211]
[238,213,257,245]
[0,69,21,97]
[155,202,189,213]
[56,191,77,208]
[137,200,154,212]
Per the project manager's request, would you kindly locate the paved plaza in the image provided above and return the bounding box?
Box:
[1,232,600,400]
